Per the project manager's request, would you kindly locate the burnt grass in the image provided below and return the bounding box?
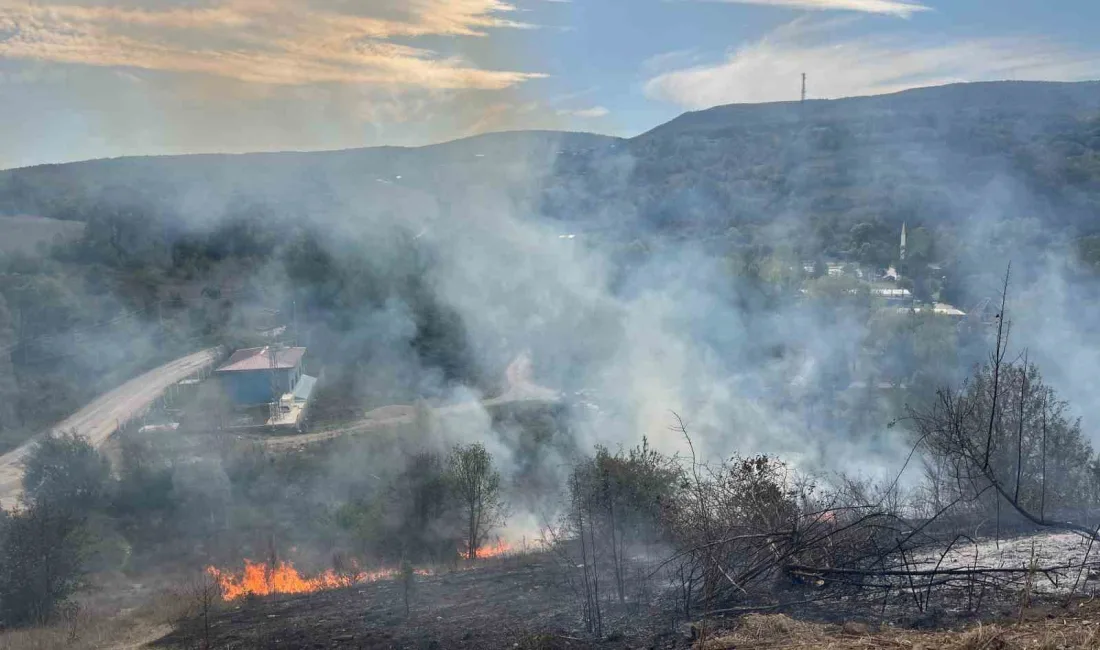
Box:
[154,536,1088,649]
[155,553,689,650]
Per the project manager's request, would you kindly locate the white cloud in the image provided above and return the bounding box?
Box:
[644,17,1100,109]
[556,106,610,118]
[697,0,928,18]
[0,0,543,89]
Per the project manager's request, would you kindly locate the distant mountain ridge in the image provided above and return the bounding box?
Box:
[645,81,1100,137]
[3,80,1100,247]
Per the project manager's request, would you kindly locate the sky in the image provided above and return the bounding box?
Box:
[2,0,1100,169]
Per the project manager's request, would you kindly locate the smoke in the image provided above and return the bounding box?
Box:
[258,131,921,483]
[8,83,1100,565]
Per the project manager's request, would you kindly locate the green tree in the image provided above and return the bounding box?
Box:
[447,443,505,560]
[566,439,680,603]
[0,295,19,438]
[22,431,111,514]
[0,502,88,626]
[0,432,105,626]
[392,451,455,562]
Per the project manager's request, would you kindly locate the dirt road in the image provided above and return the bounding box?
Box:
[0,347,224,509]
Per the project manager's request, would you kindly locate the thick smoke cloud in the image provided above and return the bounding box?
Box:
[9,87,1100,554]
[251,134,922,487]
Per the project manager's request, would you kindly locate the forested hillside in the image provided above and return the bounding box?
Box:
[2,81,1100,452]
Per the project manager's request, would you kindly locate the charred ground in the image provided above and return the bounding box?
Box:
[158,553,677,650]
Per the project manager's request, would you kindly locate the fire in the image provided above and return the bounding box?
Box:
[206,560,397,601]
[209,539,533,600]
[465,538,517,559]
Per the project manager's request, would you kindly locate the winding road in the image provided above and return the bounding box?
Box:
[0,346,223,509]
[0,347,559,503]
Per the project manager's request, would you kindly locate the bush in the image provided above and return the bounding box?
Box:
[0,503,88,626]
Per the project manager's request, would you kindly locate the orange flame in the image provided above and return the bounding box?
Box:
[465,538,516,559]
[206,560,399,601]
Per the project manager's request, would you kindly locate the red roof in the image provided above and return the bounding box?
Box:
[216,347,306,373]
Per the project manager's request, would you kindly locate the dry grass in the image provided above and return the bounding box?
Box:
[698,614,828,649]
[693,608,1100,650]
[0,590,188,650]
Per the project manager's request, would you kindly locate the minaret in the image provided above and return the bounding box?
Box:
[900,222,907,262]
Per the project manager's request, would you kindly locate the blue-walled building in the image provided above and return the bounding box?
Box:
[215,346,308,406]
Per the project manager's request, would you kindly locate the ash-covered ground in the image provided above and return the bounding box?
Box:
[153,531,1100,650]
[929,531,1100,586]
[156,553,686,650]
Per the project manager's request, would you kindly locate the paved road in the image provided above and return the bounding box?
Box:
[0,347,223,509]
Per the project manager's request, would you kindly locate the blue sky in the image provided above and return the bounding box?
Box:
[2,0,1100,168]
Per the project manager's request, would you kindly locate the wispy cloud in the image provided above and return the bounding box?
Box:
[0,0,543,89]
[556,106,610,118]
[694,0,929,18]
[644,17,1100,109]
[642,48,703,75]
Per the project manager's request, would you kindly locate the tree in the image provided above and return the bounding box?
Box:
[909,268,1100,537]
[22,431,111,514]
[0,431,108,625]
[0,501,88,625]
[447,443,505,560]
[392,451,454,563]
[0,295,18,438]
[905,226,934,266]
[565,440,680,603]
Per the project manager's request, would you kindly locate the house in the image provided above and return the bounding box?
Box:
[215,346,309,406]
[214,346,319,432]
[885,302,967,318]
[931,303,967,318]
[872,287,912,302]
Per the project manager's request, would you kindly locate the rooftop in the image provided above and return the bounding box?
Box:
[873,287,912,297]
[886,303,968,317]
[216,346,306,373]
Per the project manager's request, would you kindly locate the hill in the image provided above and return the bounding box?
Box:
[4,81,1100,255]
[2,81,1100,451]
[0,130,621,229]
[0,215,84,255]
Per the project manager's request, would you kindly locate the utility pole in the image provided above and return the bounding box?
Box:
[269,345,278,424]
[801,73,807,103]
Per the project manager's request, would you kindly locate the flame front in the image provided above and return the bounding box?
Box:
[206,560,394,600]
[210,541,528,599]
[467,538,515,559]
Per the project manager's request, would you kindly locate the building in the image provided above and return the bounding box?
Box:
[216,346,308,405]
[214,346,318,432]
[931,302,967,318]
[885,302,967,319]
[872,287,912,302]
